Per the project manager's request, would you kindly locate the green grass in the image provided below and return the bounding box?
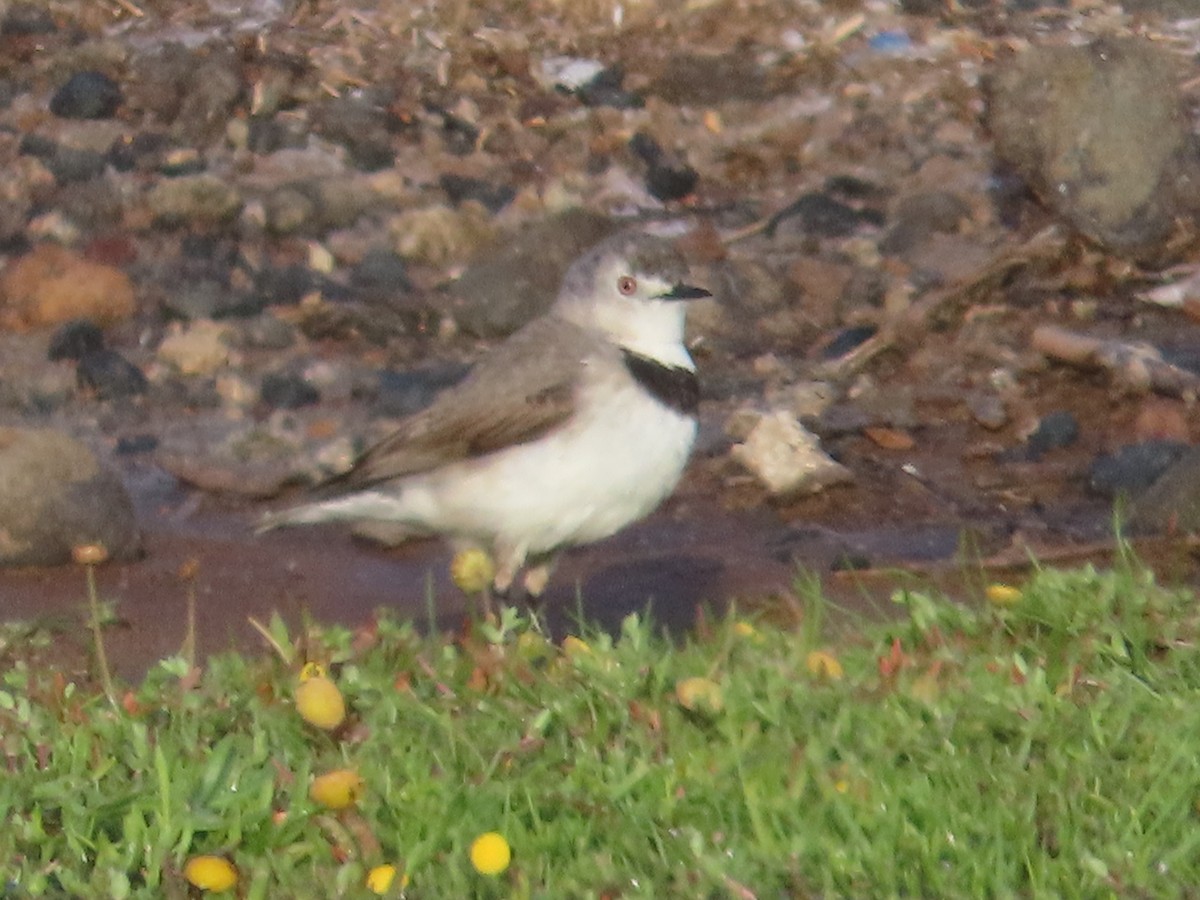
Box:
[4,556,1200,897]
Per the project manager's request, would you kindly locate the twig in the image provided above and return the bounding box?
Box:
[1032,324,1200,400]
[817,226,1067,379]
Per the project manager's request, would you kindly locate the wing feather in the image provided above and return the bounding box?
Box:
[327,318,590,490]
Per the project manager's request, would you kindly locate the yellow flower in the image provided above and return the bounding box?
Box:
[309,768,363,810]
[733,621,763,642]
[675,676,724,714]
[183,855,238,893]
[295,670,346,730]
[986,583,1022,607]
[366,864,409,894]
[561,635,591,658]
[806,650,844,681]
[469,831,511,876]
[451,547,496,594]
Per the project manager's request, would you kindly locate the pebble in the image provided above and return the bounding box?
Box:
[768,192,883,239]
[260,371,320,409]
[0,244,135,330]
[730,410,854,497]
[1089,440,1189,499]
[351,248,413,301]
[988,36,1198,257]
[47,319,106,361]
[0,426,140,566]
[1024,410,1079,460]
[77,349,149,399]
[967,393,1008,431]
[146,174,243,226]
[157,320,233,376]
[49,71,123,120]
[439,174,516,213]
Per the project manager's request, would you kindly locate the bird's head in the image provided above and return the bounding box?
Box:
[554,232,710,367]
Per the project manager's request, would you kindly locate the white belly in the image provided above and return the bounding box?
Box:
[396,379,697,555]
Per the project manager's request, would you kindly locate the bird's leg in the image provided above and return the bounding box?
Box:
[521,553,559,600]
[491,542,528,600]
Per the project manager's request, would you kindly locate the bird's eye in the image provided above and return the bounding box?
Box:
[617,275,637,296]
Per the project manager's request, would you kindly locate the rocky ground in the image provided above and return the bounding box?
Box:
[4,0,1200,677]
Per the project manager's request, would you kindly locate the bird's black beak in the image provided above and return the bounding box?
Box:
[658,283,712,301]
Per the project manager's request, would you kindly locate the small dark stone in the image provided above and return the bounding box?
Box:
[629,132,698,202]
[1088,440,1190,499]
[573,66,643,109]
[825,174,888,201]
[47,145,107,183]
[48,319,105,361]
[256,264,316,306]
[821,325,878,360]
[373,364,469,418]
[311,94,396,171]
[18,133,56,160]
[245,116,306,154]
[0,78,16,110]
[439,174,515,213]
[629,131,663,166]
[812,403,872,437]
[107,131,171,172]
[77,349,148,399]
[260,371,319,409]
[1025,410,1080,460]
[768,192,883,239]
[351,248,413,300]
[1,6,58,36]
[50,71,123,120]
[115,433,159,455]
[647,162,699,202]
[438,110,479,157]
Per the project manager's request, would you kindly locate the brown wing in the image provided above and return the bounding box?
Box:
[328,318,589,491]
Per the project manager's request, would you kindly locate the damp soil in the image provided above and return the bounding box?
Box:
[6,0,1200,681]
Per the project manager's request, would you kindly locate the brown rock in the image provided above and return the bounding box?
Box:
[0,244,135,331]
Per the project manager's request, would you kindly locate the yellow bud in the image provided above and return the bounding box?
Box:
[183,855,238,892]
[805,650,844,681]
[71,543,108,566]
[469,831,511,876]
[295,674,345,730]
[450,547,496,595]
[309,768,363,810]
[986,583,1022,607]
[561,635,591,658]
[675,676,724,713]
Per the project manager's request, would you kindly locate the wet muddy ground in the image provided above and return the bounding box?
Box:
[5,0,1200,679]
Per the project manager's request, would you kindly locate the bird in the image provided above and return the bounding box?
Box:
[259,230,710,597]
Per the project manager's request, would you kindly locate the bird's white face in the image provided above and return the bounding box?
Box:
[558,254,698,369]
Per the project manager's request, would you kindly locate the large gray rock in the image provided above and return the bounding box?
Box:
[988,36,1200,258]
[449,209,619,338]
[0,427,140,566]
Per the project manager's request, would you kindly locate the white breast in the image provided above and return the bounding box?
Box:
[395,373,698,555]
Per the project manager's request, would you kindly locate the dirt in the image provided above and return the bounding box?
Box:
[5,0,1200,679]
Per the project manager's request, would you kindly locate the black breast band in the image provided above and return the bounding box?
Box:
[621,350,699,416]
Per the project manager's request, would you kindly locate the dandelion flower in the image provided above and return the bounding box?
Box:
[451,547,496,594]
[183,855,237,893]
[806,650,844,681]
[309,768,363,810]
[469,831,511,876]
[986,583,1022,607]
[367,864,408,894]
[295,666,345,730]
